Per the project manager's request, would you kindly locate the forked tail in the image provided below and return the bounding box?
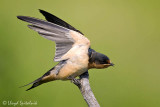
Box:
[20,61,66,91]
[20,66,55,91]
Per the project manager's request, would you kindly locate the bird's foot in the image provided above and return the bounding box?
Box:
[67,76,81,86]
[72,78,80,85]
[70,78,81,87]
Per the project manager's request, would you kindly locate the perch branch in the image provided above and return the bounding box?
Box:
[72,71,100,107]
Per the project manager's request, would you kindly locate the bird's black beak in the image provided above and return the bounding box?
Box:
[110,63,114,66]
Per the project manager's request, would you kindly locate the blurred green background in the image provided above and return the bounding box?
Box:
[0,0,160,107]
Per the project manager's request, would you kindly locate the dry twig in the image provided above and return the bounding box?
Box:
[72,71,100,107]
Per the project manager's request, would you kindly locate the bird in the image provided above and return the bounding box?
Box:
[17,9,114,91]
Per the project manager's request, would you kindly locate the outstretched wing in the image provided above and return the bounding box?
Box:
[17,11,90,62]
[39,9,83,35]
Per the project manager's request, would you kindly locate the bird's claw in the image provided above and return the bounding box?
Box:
[71,78,81,86]
[67,76,81,86]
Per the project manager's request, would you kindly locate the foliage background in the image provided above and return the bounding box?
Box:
[0,0,160,107]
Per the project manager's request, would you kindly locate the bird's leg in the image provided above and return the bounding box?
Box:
[72,78,81,86]
[68,76,81,87]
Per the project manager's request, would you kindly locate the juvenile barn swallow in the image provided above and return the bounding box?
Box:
[17,10,114,91]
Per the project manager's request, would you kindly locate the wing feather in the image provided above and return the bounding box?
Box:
[17,11,90,62]
[18,16,74,61]
[39,9,83,35]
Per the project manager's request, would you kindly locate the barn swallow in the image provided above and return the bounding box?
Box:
[17,9,114,91]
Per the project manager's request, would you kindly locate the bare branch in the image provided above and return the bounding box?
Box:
[72,71,100,107]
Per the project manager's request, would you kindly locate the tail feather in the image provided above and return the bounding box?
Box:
[26,81,42,91]
[20,61,66,91]
[19,77,41,88]
[20,66,56,91]
[19,77,42,91]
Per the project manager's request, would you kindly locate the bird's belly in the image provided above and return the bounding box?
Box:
[56,54,89,80]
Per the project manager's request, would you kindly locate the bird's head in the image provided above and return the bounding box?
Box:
[88,51,114,69]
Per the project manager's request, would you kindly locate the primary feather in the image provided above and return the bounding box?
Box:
[39,9,83,35]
